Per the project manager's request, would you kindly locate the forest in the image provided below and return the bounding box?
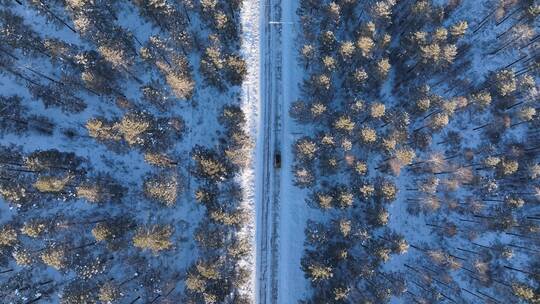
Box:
[0,0,538,303]
[0,0,253,303]
[292,0,539,303]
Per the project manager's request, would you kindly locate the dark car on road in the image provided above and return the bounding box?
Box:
[274,153,281,168]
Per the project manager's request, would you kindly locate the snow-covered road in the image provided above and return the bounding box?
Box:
[256,0,282,302]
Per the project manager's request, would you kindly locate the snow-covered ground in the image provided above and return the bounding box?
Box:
[239,0,261,299]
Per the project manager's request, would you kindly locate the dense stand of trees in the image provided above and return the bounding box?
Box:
[294,0,539,303]
[0,0,251,303]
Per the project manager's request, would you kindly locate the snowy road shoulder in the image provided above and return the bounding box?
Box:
[239,0,261,301]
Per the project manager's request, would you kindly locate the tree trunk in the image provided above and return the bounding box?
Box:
[36,0,77,33]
